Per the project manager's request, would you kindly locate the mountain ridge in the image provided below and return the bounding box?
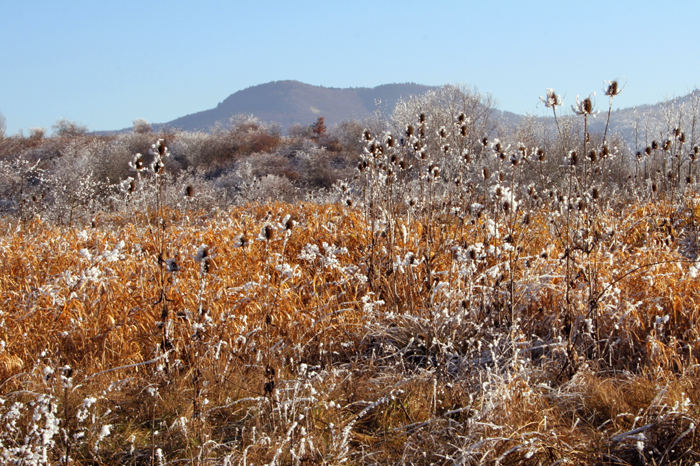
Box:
[136,81,698,150]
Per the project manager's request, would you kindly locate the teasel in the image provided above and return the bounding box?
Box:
[456,112,467,124]
[405,125,414,137]
[234,234,249,248]
[419,112,426,123]
[462,149,471,164]
[195,245,210,274]
[605,80,621,97]
[663,139,671,151]
[438,126,447,139]
[155,138,167,156]
[483,167,490,180]
[262,224,275,241]
[363,129,372,141]
[537,148,545,162]
[185,185,194,197]
[588,149,597,163]
[573,96,594,115]
[568,151,578,167]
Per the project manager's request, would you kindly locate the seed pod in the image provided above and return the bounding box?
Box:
[185,185,194,197]
[583,98,593,114]
[537,148,545,162]
[570,151,578,166]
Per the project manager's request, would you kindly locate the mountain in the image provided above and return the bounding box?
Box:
[157,80,437,132]
[140,81,698,151]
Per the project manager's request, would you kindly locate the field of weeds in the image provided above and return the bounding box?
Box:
[1,86,700,464]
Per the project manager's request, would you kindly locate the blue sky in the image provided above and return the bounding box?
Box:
[1,0,698,135]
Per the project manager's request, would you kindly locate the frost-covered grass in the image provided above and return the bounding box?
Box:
[0,194,698,463]
[1,84,700,463]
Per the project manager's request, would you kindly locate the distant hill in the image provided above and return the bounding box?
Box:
[128,81,698,151]
[155,80,437,132]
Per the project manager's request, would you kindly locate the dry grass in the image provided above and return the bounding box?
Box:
[0,194,698,464]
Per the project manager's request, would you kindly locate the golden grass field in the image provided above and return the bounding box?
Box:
[0,195,698,464]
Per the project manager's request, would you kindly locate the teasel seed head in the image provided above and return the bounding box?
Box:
[363,129,372,141]
[663,139,671,151]
[651,140,659,150]
[583,97,593,114]
[645,146,652,156]
[537,148,545,162]
[483,167,490,179]
[419,113,426,123]
[481,136,489,147]
[605,80,620,97]
[263,224,274,241]
[457,112,467,123]
[156,139,167,156]
[438,126,447,138]
[405,125,414,137]
[185,185,194,197]
[569,151,578,166]
[591,187,599,200]
[588,149,597,163]
[234,234,248,248]
[462,149,471,164]
[679,132,685,143]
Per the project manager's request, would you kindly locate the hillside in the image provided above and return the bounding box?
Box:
[157,80,437,132]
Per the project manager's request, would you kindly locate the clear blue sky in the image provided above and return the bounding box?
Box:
[1,0,698,135]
